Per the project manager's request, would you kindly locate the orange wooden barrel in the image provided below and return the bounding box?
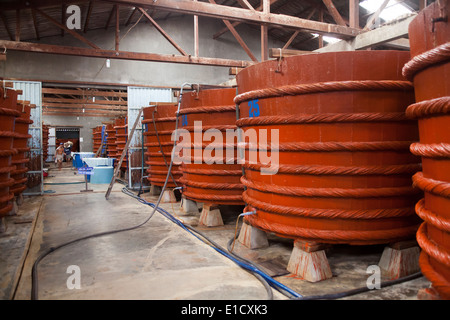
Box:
[10,101,32,196]
[114,118,128,169]
[106,123,117,158]
[403,1,450,299]
[235,51,422,245]
[142,104,182,188]
[179,88,244,205]
[92,126,102,153]
[42,124,49,162]
[0,88,20,217]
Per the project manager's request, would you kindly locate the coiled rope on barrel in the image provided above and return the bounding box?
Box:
[412,172,450,199]
[410,142,450,158]
[415,199,450,237]
[241,141,414,152]
[181,190,243,203]
[243,162,421,176]
[178,105,236,115]
[234,80,414,105]
[242,191,416,219]
[402,42,450,81]
[406,96,450,119]
[237,112,411,127]
[180,177,244,190]
[243,210,419,244]
[419,247,450,299]
[241,176,420,198]
[0,107,21,117]
[417,223,450,271]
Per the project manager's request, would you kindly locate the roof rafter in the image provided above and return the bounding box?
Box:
[107,0,361,39]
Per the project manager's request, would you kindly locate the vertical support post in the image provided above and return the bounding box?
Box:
[318,7,324,48]
[349,0,359,28]
[194,0,199,57]
[115,5,120,52]
[15,9,20,41]
[419,0,427,10]
[61,4,65,37]
[260,0,269,61]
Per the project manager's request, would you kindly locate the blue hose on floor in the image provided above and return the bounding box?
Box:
[123,189,303,299]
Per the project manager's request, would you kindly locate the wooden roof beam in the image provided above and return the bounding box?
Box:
[84,1,94,33]
[31,9,40,40]
[42,87,128,97]
[138,7,188,56]
[109,0,361,39]
[125,7,138,26]
[0,40,253,68]
[34,7,100,49]
[105,5,116,29]
[364,0,390,30]
[282,7,317,50]
[213,0,280,39]
[43,103,128,111]
[322,0,347,26]
[209,0,257,62]
[0,12,13,40]
[42,97,128,106]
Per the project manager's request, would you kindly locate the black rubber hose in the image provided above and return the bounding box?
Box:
[294,271,423,300]
[121,187,274,300]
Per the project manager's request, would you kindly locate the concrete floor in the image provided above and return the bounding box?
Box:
[1,162,431,300]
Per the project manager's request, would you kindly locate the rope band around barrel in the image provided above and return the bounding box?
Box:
[244,212,419,244]
[241,176,420,198]
[240,140,414,152]
[236,112,411,127]
[180,177,243,190]
[181,190,243,203]
[179,105,236,115]
[242,191,416,219]
[417,223,450,268]
[415,198,450,233]
[234,80,413,105]
[412,171,450,198]
[402,42,450,80]
[406,96,450,119]
[243,162,421,176]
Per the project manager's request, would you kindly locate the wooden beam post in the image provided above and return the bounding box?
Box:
[349,0,359,28]
[318,7,324,48]
[125,7,138,26]
[34,8,100,49]
[138,7,188,56]
[15,9,20,42]
[109,0,361,39]
[322,0,347,26]
[282,7,317,50]
[31,9,40,40]
[419,0,427,10]
[237,0,255,10]
[208,0,258,62]
[115,4,120,51]
[212,0,280,40]
[0,40,254,68]
[61,4,65,37]
[84,1,94,33]
[261,0,269,61]
[364,0,389,30]
[0,12,13,41]
[194,0,199,57]
[105,5,115,29]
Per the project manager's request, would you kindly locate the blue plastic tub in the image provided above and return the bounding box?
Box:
[90,166,114,184]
